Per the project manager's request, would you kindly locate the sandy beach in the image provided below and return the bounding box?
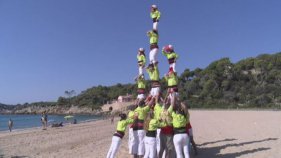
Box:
[0,110,280,158]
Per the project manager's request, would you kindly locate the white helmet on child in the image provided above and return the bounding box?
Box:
[151,5,157,9]
[168,44,174,50]
[164,44,174,52]
[139,48,145,52]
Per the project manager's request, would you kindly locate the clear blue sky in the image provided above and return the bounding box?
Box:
[1,0,281,104]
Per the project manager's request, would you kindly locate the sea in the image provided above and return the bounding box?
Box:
[0,114,101,132]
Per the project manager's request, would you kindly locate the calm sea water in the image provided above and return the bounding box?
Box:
[0,114,101,132]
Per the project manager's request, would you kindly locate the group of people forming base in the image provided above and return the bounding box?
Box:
[107,5,198,158]
[107,97,198,158]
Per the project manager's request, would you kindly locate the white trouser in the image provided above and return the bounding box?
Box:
[132,130,139,155]
[153,22,158,31]
[173,133,190,158]
[144,136,157,158]
[149,48,158,64]
[169,92,179,100]
[139,66,144,76]
[169,62,176,72]
[156,129,161,155]
[128,128,135,154]
[187,128,193,151]
[106,136,122,158]
[150,87,160,97]
[137,94,145,100]
[134,130,145,156]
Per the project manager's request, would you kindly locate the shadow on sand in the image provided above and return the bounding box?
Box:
[195,138,278,158]
[198,138,238,147]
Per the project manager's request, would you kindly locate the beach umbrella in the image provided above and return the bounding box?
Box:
[64,115,74,120]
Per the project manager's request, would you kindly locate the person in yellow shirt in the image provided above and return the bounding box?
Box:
[134,75,146,106]
[133,99,153,157]
[159,102,176,158]
[147,30,159,65]
[143,111,165,158]
[106,113,135,158]
[162,45,179,72]
[164,69,179,108]
[127,105,138,156]
[168,101,190,158]
[146,62,160,103]
[137,48,146,76]
[152,96,164,155]
[150,5,161,31]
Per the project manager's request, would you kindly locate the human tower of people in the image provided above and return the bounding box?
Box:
[107,5,197,158]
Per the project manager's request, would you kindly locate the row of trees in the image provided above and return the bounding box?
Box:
[178,53,281,108]
[2,52,280,110]
[56,52,281,109]
[57,84,136,110]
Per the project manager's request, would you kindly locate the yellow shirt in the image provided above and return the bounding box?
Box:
[147,119,165,131]
[153,103,163,120]
[116,119,134,132]
[134,105,150,120]
[168,106,188,128]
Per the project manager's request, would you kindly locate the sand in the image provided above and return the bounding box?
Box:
[0,110,280,158]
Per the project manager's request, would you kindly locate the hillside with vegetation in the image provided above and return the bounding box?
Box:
[178,53,281,108]
[57,84,137,110]
[0,103,15,113]
[63,52,281,109]
[1,53,281,113]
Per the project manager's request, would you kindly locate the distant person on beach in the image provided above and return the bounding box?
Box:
[73,119,77,124]
[41,111,48,130]
[111,115,114,124]
[8,118,13,132]
[106,113,134,158]
[109,106,114,124]
[150,5,161,31]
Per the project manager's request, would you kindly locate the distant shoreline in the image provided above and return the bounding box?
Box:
[0,114,102,133]
[1,107,280,115]
[0,117,100,133]
[0,113,103,115]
